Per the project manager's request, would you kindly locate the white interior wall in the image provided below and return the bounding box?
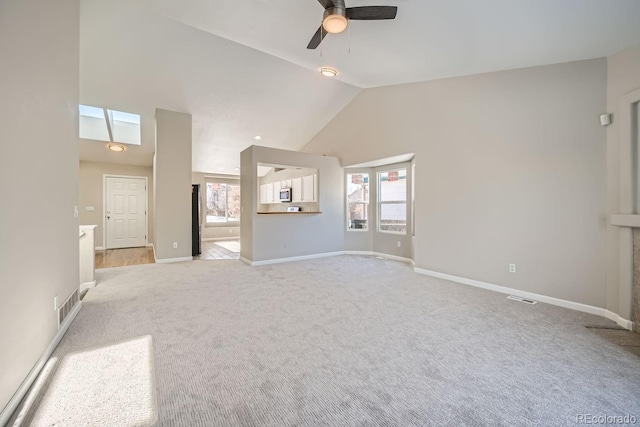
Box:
[605,44,640,319]
[0,0,79,416]
[154,109,193,260]
[304,58,608,308]
[240,146,344,263]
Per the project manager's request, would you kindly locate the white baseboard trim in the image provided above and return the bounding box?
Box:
[0,300,82,426]
[414,267,623,323]
[246,251,344,266]
[202,237,240,242]
[95,246,104,251]
[155,256,193,264]
[343,251,374,256]
[79,280,97,293]
[146,243,154,248]
[604,310,634,331]
[243,251,415,266]
[372,252,413,264]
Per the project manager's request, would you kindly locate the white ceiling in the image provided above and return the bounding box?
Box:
[79,0,640,172]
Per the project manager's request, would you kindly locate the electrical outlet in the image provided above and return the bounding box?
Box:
[173,242,178,249]
[509,264,516,273]
[397,241,401,248]
[74,206,79,218]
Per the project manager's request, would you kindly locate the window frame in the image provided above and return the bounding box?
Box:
[346,172,370,232]
[377,167,408,235]
[204,179,241,227]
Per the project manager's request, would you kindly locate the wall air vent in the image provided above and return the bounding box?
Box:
[58,289,79,328]
[507,295,537,305]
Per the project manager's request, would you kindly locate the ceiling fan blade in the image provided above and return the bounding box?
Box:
[306,26,327,49]
[346,6,397,20]
[317,0,335,9]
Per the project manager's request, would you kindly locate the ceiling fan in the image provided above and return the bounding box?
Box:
[307,0,398,49]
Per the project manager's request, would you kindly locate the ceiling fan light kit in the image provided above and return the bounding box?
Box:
[323,8,348,33]
[307,0,398,49]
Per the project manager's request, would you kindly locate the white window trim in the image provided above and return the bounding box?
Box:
[377,168,408,235]
[204,180,240,227]
[346,172,369,232]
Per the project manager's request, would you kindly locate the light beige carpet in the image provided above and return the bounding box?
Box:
[214,240,241,253]
[27,335,157,426]
[28,256,640,425]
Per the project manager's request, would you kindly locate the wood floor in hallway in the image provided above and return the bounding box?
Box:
[95,247,155,269]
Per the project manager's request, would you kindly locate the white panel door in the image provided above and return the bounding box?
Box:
[105,176,147,249]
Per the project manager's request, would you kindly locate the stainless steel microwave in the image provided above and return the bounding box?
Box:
[279,187,292,202]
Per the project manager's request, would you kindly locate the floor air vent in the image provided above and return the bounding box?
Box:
[507,295,537,305]
[58,289,79,327]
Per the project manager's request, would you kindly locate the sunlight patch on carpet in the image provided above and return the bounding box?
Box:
[28,335,157,426]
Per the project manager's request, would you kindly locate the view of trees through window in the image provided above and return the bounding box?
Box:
[378,169,407,234]
[206,182,240,224]
[347,173,369,230]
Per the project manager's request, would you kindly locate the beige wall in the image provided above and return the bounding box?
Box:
[192,172,240,241]
[304,58,608,308]
[241,146,344,263]
[0,0,79,417]
[154,109,193,260]
[606,44,640,318]
[79,161,154,248]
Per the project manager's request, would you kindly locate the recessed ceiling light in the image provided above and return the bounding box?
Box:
[107,143,126,152]
[320,67,337,78]
[254,135,262,140]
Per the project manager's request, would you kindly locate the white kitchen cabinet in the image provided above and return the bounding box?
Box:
[259,184,267,204]
[291,177,303,203]
[265,182,274,203]
[273,181,281,203]
[302,174,316,202]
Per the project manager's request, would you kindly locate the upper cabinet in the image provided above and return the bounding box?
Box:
[257,164,319,211]
[291,177,303,203]
[302,174,316,202]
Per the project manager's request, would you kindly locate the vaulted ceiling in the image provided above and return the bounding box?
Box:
[79,0,640,173]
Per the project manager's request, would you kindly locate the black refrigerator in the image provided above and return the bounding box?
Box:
[192,184,201,256]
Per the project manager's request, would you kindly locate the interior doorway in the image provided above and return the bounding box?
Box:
[104,175,148,249]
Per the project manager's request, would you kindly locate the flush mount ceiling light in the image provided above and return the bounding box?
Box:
[254,135,262,140]
[107,143,126,152]
[320,67,338,77]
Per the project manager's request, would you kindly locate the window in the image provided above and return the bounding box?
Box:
[378,168,407,234]
[347,173,369,230]
[79,104,141,145]
[206,182,240,224]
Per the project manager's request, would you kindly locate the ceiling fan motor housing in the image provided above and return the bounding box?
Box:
[323,5,347,20]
